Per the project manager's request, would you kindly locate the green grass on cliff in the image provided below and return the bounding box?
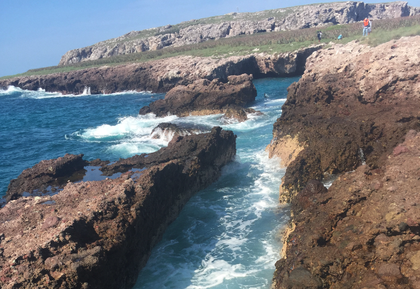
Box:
[3,15,420,80]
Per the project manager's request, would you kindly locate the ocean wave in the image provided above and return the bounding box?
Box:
[0,85,160,99]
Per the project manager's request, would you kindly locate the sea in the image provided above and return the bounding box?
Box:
[0,76,299,289]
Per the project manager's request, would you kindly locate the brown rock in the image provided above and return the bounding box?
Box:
[139,74,257,117]
[0,47,322,95]
[0,127,236,289]
[271,36,420,289]
[42,215,60,230]
[268,36,420,201]
[5,154,88,202]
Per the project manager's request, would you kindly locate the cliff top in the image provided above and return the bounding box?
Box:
[94,1,412,47]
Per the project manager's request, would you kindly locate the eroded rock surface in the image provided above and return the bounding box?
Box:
[138,74,257,118]
[267,36,420,202]
[0,127,235,289]
[58,2,418,65]
[0,46,322,95]
[269,36,420,288]
[5,154,88,202]
[273,130,420,288]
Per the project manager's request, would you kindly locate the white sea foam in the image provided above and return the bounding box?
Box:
[187,258,248,289]
[0,85,69,98]
[0,85,22,94]
[78,114,178,140]
[1,85,159,99]
[110,90,154,96]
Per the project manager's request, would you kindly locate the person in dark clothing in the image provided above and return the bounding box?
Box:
[317,31,322,42]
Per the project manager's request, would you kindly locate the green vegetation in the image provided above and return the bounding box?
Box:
[3,15,420,80]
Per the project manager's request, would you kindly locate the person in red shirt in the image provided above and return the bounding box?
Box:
[363,18,371,36]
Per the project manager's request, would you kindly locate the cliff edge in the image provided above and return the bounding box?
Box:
[269,36,420,288]
[59,1,418,66]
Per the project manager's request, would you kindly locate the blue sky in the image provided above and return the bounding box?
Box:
[1,0,419,77]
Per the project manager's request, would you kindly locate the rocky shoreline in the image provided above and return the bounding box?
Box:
[0,46,321,95]
[2,26,420,288]
[268,36,420,288]
[0,46,320,122]
[0,127,235,289]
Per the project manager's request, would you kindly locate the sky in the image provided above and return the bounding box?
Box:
[1,0,419,77]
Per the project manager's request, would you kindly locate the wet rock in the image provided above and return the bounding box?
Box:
[150,122,210,141]
[100,126,235,176]
[88,158,110,167]
[222,105,258,123]
[0,127,236,289]
[5,154,88,202]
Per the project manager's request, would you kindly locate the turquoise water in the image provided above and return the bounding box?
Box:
[0,77,298,288]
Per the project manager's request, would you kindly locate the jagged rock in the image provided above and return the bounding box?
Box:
[0,127,236,289]
[221,105,259,123]
[100,126,235,176]
[138,74,257,118]
[0,46,322,95]
[150,122,211,142]
[269,36,420,288]
[87,158,110,167]
[58,2,419,65]
[5,154,88,202]
[267,36,420,202]
[273,130,420,288]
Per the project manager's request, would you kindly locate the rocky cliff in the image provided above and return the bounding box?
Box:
[0,127,236,289]
[59,1,418,65]
[0,45,321,95]
[268,36,420,288]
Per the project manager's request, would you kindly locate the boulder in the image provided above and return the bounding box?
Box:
[138,74,257,118]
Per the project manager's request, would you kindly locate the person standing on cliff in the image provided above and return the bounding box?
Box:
[317,31,322,42]
[363,18,371,36]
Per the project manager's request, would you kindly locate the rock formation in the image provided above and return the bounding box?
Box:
[138,74,257,119]
[268,36,420,288]
[0,46,322,95]
[0,127,236,289]
[150,122,211,142]
[58,2,418,65]
[5,154,88,202]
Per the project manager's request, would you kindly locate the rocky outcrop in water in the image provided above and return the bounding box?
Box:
[0,46,322,95]
[138,74,257,119]
[58,1,418,65]
[268,36,420,288]
[5,154,88,202]
[0,127,235,289]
